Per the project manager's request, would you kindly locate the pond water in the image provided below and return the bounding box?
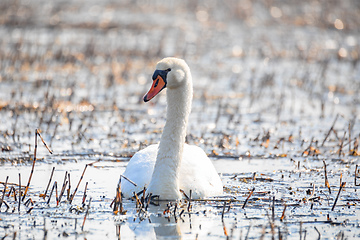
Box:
[1,0,360,239]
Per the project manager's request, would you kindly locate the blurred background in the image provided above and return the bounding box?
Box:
[0,0,359,157]
[1,1,360,238]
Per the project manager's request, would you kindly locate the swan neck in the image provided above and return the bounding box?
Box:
[164,86,192,136]
[148,79,192,199]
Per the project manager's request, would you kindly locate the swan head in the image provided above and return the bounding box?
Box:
[144,57,190,102]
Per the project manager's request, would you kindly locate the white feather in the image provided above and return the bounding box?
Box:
[121,58,223,200]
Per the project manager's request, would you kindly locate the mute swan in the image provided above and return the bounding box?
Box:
[121,57,223,200]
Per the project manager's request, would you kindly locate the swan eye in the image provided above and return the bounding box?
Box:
[166,68,171,72]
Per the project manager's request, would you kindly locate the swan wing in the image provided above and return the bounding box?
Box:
[121,144,158,197]
[179,144,223,198]
[121,143,223,199]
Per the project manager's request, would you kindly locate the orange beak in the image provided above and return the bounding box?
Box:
[143,75,167,102]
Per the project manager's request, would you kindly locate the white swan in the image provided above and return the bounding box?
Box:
[121,57,223,200]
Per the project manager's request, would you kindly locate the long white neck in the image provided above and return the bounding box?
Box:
[147,77,193,200]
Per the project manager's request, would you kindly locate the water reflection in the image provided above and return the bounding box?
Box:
[151,215,181,239]
[115,199,230,239]
[117,202,183,239]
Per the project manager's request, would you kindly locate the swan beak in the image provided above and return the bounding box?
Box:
[143,71,167,102]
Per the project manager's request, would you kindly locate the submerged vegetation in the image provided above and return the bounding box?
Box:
[0,0,360,239]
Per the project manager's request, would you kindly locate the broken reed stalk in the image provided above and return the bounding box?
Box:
[280,204,287,222]
[355,165,359,186]
[113,180,120,213]
[174,203,178,219]
[277,227,282,240]
[245,224,251,240]
[323,160,331,194]
[50,118,59,147]
[242,187,255,209]
[22,129,38,201]
[120,175,137,187]
[271,196,275,223]
[116,224,120,237]
[140,188,146,206]
[55,181,59,206]
[331,182,346,211]
[70,164,88,204]
[222,220,228,238]
[118,182,123,214]
[87,159,101,167]
[174,202,178,215]
[221,201,227,220]
[0,176,9,209]
[340,136,357,149]
[67,173,71,200]
[268,210,275,238]
[349,122,351,155]
[133,192,142,208]
[314,226,321,239]
[82,197,92,231]
[18,173,21,213]
[26,206,33,214]
[37,129,53,154]
[2,201,9,211]
[59,181,68,204]
[222,198,230,213]
[8,186,16,199]
[82,182,88,205]
[58,171,68,204]
[47,181,57,205]
[24,198,33,207]
[58,170,68,204]
[187,189,192,212]
[42,167,55,200]
[321,114,339,147]
[180,189,189,200]
[113,178,123,214]
[301,137,314,156]
[109,197,115,209]
[145,193,152,211]
[179,209,185,217]
[338,131,347,157]
[340,173,343,186]
[355,136,359,154]
[23,129,53,201]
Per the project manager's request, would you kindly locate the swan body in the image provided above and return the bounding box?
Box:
[121,57,223,200]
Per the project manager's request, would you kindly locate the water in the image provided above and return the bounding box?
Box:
[1,0,360,239]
